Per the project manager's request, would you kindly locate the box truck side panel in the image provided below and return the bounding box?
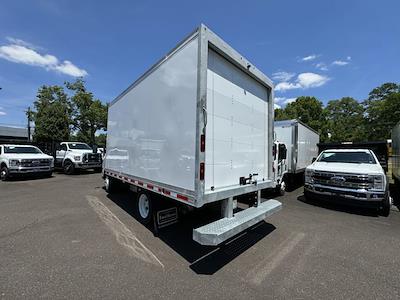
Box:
[392,122,400,182]
[106,37,198,191]
[274,125,294,172]
[296,123,319,171]
[205,49,269,191]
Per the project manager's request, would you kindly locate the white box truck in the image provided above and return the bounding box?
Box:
[273,119,319,191]
[392,121,400,189]
[103,24,282,246]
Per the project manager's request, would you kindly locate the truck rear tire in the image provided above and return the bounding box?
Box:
[0,165,9,181]
[380,194,391,217]
[136,192,153,225]
[63,160,75,175]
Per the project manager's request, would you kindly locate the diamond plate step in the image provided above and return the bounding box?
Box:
[193,199,282,246]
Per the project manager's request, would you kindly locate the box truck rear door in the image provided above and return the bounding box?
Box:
[205,49,269,191]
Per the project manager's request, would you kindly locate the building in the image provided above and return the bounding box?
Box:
[0,125,29,143]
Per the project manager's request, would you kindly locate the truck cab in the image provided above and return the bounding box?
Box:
[0,144,54,181]
[273,141,288,195]
[55,142,102,174]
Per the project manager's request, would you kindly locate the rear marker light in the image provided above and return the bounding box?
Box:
[200,134,205,152]
[200,162,205,180]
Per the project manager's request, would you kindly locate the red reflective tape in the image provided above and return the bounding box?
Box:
[177,194,188,201]
[199,162,205,181]
[158,187,162,192]
[147,184,153,189]
[138,181,143,186]
[163,189,170,195]
[200,134,205,152]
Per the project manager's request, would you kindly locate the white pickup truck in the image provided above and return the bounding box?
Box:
[55,142,102,175]
[0,144,54,181]
[304,149,391,216]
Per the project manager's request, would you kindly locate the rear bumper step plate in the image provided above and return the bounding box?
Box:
[193,199,282,246]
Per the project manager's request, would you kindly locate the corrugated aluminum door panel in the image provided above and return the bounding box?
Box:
[205,49,269,191]
[106,38,198,191]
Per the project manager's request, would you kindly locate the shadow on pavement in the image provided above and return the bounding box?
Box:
[297,194,380,217]
[106,190,276,275]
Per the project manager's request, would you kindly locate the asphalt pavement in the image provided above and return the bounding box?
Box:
[1,173,400,299]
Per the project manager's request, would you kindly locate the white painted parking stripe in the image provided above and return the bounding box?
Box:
[86,195,164,269]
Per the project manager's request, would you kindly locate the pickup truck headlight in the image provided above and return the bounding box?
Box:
[370,175,384,190]
[9,159,20,167]
[74,156,81,161]
[305,169,314,183]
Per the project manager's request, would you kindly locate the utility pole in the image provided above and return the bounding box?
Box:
[27,106,31,142]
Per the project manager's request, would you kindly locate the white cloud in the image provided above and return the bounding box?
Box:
[54,60,88,77]
[297,72,330,88]
[274,103,281,109]
[275,81,301,91]
[346,56,352,61]
[332,60,349,66]
[272,71,295,82]
[0,111,6,116]
[274,97,285,102]
[301,54,317,61]
[0,38,87,77]
[275,72,330,92]
[284,98,297,104]
[6,37,42,50]
[315,62,328,71]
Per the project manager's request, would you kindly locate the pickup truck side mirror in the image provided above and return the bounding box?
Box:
[312,157,316,163]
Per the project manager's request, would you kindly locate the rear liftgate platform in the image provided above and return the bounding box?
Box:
[193,194,282,246]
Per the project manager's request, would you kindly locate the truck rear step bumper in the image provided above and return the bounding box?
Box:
[193,199,282,246]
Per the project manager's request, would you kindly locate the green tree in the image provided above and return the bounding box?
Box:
[66,79,108,145]
[324,97,365,142]
[274,96,328,141]
[364,83,400,140]
[32,85,72,142]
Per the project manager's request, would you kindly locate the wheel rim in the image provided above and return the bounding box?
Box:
[105,177,110,190]
[64,162,72,173]
[280,181,286,193]
[1,169,6,180]
[138,194,150,219]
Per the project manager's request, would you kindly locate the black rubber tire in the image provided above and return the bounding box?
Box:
[94,167,103,173]
[276,180,286,196]
[1,165,9,181]
[63,160,75,175]
[136,192,153,225]
[43,171,53,178]
[104,176,117,194]
[380,194,391,217]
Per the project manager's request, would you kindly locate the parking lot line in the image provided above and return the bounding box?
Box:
[247,232,306,285]
[86,195,164,269]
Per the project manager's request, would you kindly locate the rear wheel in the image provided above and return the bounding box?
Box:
[136,192,153,224]
[0,165,9,181]
[63,160,75,175]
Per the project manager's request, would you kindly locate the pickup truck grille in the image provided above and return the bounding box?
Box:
[312,171,372,190]
[20,159,52,167]
[83,153,102,163]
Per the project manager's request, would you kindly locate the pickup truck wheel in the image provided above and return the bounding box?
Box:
[380,194,391,217]
[1,165,9,181]
[63,160,75,175]
[137,192,153,224]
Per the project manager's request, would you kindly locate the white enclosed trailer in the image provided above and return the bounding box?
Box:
[392,122,400,188]
[273,119,319,188]
[104,24,281,246]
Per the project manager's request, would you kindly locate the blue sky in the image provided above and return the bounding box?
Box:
[0,0,399,126]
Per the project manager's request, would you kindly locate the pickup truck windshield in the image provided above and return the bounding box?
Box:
[4,146,42,154]
[68,143,92,150]
[318,151,376,164]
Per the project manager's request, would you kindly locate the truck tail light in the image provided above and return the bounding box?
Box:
[200,162,205,180]
[200,134,205,152]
